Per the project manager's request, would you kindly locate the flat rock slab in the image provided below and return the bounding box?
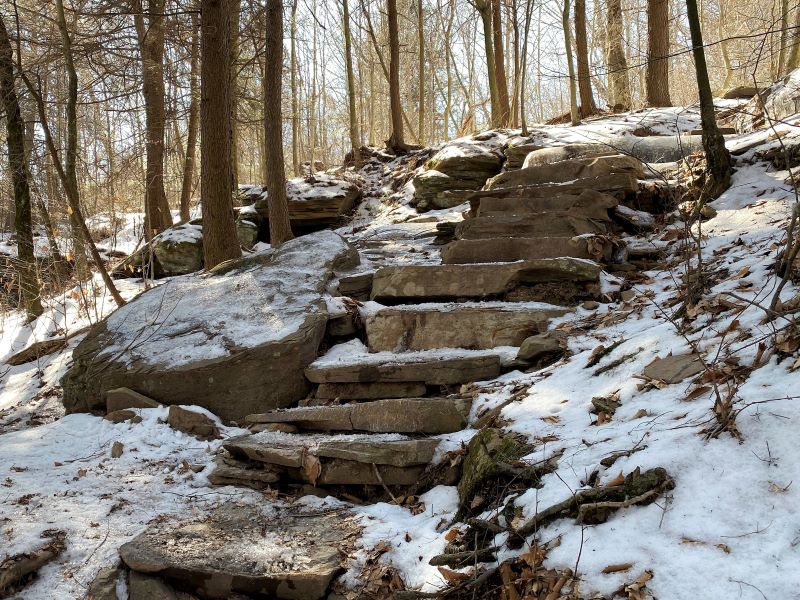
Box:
[483,173,639,197]
[487,155,644,189]
[371,259,601,302]
[246,397,471,434]
[441,236,613,264]
[476,189,618,220]
[365,302,569,351]
[119,505,353,599]
[207,456,282,490]
[643,353,705,383]
[313,381,427,401]
[224,432,440,468]
[454,213,609,240]
[62,231,358,420]
[305,348,503,385]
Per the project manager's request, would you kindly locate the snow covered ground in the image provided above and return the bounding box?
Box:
[2,106,800,599]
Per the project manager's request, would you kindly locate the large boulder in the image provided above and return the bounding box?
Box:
[152,223,204,275]
[487,154,644,190]
[735,71,800,132]
[62,231,359,420]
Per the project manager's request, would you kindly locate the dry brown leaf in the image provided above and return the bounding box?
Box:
[631,409,648,420]
[685,386,712,401]
[301,454,321,486]
[716,543,731,554]
[541,415,560,424]
[437,566,470,585]
[520,545,547,568]
[602,562,634,574]
[605,472,625,487]
[444,528,461,542]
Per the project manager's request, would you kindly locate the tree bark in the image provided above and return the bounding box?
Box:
[476,0,501,127]
[606,0,630,111]
[134,0,172,239]
[0,14,43,321]
[386,0,406,150]
[574,0,597,116]
[417,0,425,145]
[686,0,732,196]
[180,12,200,223]
[343,0,361,166]
[492,0,510,126]
[263,0,294,245]
[645,0,672,106]
[230,0,241,189]
[563,0,580,124]
[201,0,242,267]
[290,0,300,175]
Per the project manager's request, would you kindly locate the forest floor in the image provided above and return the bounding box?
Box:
[2,105,800,599]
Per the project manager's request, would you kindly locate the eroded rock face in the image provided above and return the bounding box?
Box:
[119,505,354,600]
[488,155,645,190]
[735,70,800,132]
[62,231,359,420]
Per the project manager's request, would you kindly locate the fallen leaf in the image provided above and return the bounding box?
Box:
[444,528,461,542]
[605,472,625,487]
[437,566,469,584]
[685,386,712,401]
[602,562,634,574]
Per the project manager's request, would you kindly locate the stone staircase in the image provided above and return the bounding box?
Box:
[209,152,649,502]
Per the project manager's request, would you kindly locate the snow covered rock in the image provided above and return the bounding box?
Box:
[119,505,354,599]
[735,69,800,132]
[62,231,359,420]
[152,222,203,275]
[488,154,645,190]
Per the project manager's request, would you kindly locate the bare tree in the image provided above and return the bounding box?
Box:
[574,0,597,116]
[645,0,672,106]
[263,0,294,244]
[343,0,361,165]
[201,0,242,267]
[492,0,510,125]
[0,13,42,320]
[179,12,200,223]
[606,0,630,111]
[386,0,406,150]
[563,0,580,124]
[686,0,732,195]
[475,0,501,127]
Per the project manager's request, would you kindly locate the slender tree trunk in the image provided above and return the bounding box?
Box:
[180,12,200,223]
[718,1,735,90]
[0,14,43,321]
[686,0,732,195]
[787,4,800,71]
[290,0,300,175]
[134,0,172,239]
[201,0,242,267]
[575,0,597,116]
[606,0,630,110]
[519,0,534,134]
[263,0,294,244]
[492,0,510,125]
[476,0,500,127]
[779,0,790,76]
[342,0,361,166]
[645,0,672,105]
[230,0,241,189]
[563,0,580,124]
[417,0,425,145]
[386,0,406,150]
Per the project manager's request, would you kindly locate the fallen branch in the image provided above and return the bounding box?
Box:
[0,530,66,597]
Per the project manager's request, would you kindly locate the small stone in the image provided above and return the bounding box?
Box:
[104,409,141,424]
[643,353,705,384]
[111,441,124,459]
[582,300,599,310]
[620,289,636,302]
[87,565,122,600]
[516,334,562,362]
[167,406,221,441]
[106,388,160,413]
[700,205,718,219]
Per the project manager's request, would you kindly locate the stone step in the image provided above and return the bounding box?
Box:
[305,345,507,385]
[441,236,613,264]
[312,381,427,401]
[120,505,352,600]
[245,397,471,434]
[474,172,639,200]
[454,213,609,240]
[475,189,618,219]
[364,301,569,351]
[370,259,601,303]
[486,154,644,190]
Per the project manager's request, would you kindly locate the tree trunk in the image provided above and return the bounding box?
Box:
[417,0,425,145]
[563,0,580,125]
[230,0,241,189]
[0,14,43,321]
[779,0,790,76]
[606,0,630,111]
[476,0,500,127]
[574,0,597,116]
[201,0,242,267]
[519,0,534,134]
[343,0,361,166]
[290,0,300,175]
[645,0,672,106]
[387,0,406,150]
[492,0,510,126]
[263,0,294,245]
[686,0,732,196]
[787,4,800,71]
[134,0,172,239]
[180,12,200,223]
